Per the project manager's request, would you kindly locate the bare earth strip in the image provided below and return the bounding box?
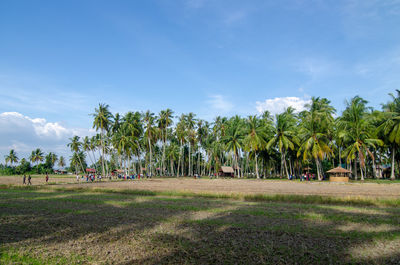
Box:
[2,176,400,198]
[67,178,400,198]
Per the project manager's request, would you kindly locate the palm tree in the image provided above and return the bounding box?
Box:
[158,109,174,175]
[92,103,113,177]
[339,96,383,180]
[58,156,66,168]
[185,113,197,176]
[45,152,58,169]
[243,116,267,178]
[176,114,187,176]
[68,136,85,173]
[267,108,298,179]
[143,110,157,176]
[223,116,244,178]
[380,90,400,180]
[30,148,44,173]
[297,97,335,180]
[5,149,18,166]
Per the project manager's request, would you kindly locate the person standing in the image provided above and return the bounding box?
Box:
[28,175,32,185]
[23,175,26,185]
[45,174,49,183]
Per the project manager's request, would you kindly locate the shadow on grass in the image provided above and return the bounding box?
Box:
[1,187,400,264]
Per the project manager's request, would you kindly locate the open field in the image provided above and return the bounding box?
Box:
[2,176,400,198]
[1,184,400,264]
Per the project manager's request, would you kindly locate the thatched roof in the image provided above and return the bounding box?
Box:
[220,166,234,173]
[327,167,351,174]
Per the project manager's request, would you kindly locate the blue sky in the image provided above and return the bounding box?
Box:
[1,0,400,161]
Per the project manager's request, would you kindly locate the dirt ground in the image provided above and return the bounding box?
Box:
[2,176,400,198]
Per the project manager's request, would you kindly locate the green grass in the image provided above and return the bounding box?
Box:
[1,186,400,264]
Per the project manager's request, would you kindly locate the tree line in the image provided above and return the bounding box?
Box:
[2,91,399,180]
[1,148,66,175]
[68,90,400,180]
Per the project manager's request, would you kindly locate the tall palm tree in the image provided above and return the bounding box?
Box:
[185,113,197,176]
[243,115,267,178]
[143,110,157,176]
[297,97,335,180]
[92,103,113,177]
[380,90,400,180]
[223,117,244,177]
[158,109,174,175]
[5,149,19,166]
[68,136,85,173]
[45,152,58,169]
[176,114,187,176]
[339,96,383,180]
[267,108,298,179]
[58,156,66,168]
[30,148,44,173]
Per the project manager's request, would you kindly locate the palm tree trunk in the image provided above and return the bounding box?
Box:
[148,138,152,176]
[255,152,259,179]
[188,144,191,176]
[391,145,396,180]
[315,158,321,180]
[101,131,105,178]
[354,158,358,180]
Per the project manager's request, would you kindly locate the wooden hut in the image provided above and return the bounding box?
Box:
[326,167,351,182]
[219,166,235,177]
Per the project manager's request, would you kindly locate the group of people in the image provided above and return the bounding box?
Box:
[288,173,318,181]
[22,174,50,185]
[76,174,102,182]
[22,175,32,185]
[117,173,147,180]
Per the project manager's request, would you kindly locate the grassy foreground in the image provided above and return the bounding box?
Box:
[1,186,400,264]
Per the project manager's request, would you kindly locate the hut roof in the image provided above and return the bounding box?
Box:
[220,166,234,173]
[327,167,351,174]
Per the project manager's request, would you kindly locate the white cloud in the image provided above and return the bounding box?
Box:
[0,112,94,163]
[206,95,234,113]
[256,97,310,115]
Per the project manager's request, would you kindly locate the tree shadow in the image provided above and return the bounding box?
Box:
[1,188,400,264]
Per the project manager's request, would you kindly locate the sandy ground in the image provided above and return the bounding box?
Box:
[2,176,400,198]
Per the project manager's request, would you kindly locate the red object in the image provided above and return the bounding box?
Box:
[86,168,96,173]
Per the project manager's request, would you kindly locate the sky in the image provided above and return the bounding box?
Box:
[1,0,400,162]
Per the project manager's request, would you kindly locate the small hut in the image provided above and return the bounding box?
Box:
[219,166,235,177]
[327,167,351,182]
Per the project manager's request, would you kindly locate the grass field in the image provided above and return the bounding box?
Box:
[1,180,400,264]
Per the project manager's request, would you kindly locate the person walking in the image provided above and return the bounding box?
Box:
[27,175,32,185]
[23,175,26,185]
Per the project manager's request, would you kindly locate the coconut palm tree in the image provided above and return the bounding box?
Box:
[68,136,85,173]
[30,148,44,173]
[297,97,335,180]
[223,116,244,177]
[379,90,400,179]
[176,114,187,176]
[92,103,113,177]
[267,108,299,179]
[158,109,174,175]
[339,96,383,180]
[243,115,267,178]
[58,156,66,168]
[45,152,58,169]
[143,110,157,176]
[5,149,18,167]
